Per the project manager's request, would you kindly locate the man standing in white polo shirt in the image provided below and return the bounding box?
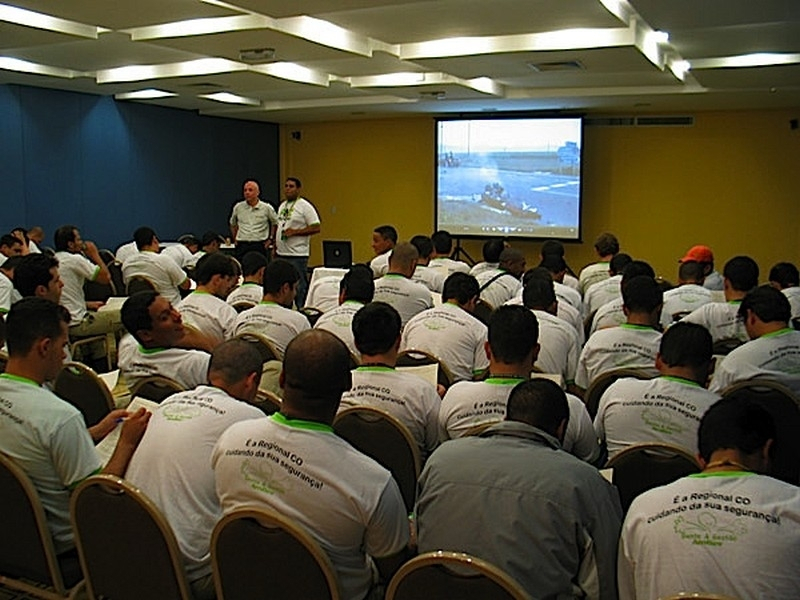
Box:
[229,179,278,261]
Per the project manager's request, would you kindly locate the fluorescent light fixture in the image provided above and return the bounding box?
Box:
[96,58,245,83]
[690,52,800,70]
[668,59,691,80]
[0,56,78,78]
[649,30,669,45]
[199,92,261,106]
[250,95,417,112]
[0,3,98,38]
[349,72,426,87]
[277,16,372,57]
[115,89,177,100]
[127,14,272,40]
[250,62,331,86]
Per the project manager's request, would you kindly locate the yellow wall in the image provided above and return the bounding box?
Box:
[281,109,799,281]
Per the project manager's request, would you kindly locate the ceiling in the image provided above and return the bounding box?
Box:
[0,0,798,123]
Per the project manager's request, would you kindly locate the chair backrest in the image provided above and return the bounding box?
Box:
[70,474,192,600]
[53,362,115,427]
[792,316,800,331]
[230,300,256,313]
[83,278,114,302]
[211,508,341,600]
[721,378,800,485]
[712,337,744,356]
[659,593,739,600]
[0,453,81,598]
[236,332,281,362]
[386,551,532,600]
[126,275,156,295]
[583,368,653,419]
[107,261,126,297]
[472,299,494,326]
[606,443,701,512]
[333,407,421,513]
[252,388,282,416]
[396,349,453,388]
[129,375,185,403]
[299,306,324,326]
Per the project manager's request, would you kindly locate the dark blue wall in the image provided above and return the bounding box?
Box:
[0,84,279,250]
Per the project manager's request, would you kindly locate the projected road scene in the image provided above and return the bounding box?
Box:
[436,119,582,239]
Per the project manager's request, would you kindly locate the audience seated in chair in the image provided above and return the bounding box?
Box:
[314,264,374,357]
[427,230,470,278]
[409,235,445,294]
[121,226,190,306]
[227,251,268,308]
[578,231,619,295]
[178,252,241,345]
[659,260,713,329]
[373,242,433,328]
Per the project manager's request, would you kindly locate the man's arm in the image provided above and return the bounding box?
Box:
[83,240,111,285]
[283,223,321,238]
[102,407,150,477]
[88,409,130,442]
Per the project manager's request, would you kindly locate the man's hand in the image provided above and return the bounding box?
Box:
[88,408,129,442]
[118,407,151,449]
[83,240,102,262]
[86,300,105,311]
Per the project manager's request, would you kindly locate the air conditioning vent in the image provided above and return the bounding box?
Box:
[528,60,584,72]
[585,117,636,127]
[585,116,694,127]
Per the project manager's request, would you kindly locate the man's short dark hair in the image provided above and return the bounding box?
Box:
[240,251,268,277]
[622,275,663,313]
[698,396,776,463]
[410,235,434,260]
[53,226,77,252]
[121,290,159,341]
[286,176,302,188]
[352,302,401,356]
[339,265,375,304]
[208,339,263,386]
[373,225,398,244]
[506,379,570,437]
[282,330,352,408]
[431,230,453,254]
[769,262,799,289]
[723,256,759,292]
[523,267,553,287]
[539,254,566,275]
[594,232,619,256]
[488,305,539,364]
[621,260,655,285]
[442,272,479,305]
[523,278,556,310]
[738,285,791,324]
[13,254,59,297]
[540,240,565,258]
[1,234,23,249]
[194,253,239,285]
[0,256,24,273]
[133,226,157,250]
[5,298,70,357]
[659,322,712,368]
[609,253,632,276]
[678,260,705,283]
[263,259,300,294]
[482,239,505,263]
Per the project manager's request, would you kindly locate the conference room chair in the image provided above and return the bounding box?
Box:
[70,474,193,600]
[299,306,324,326]
[211,508,341,600]
[333,407,421,514]
[385,551,532,600]
[396,349,454,389]
[230,300,256,313]
[792,316,800,331]
[68,334,112,373]
[721,378,800,485]
[0,453,84,600]
[472,299,494,326]
[659,594,739,600]
[582,368,654,419]
[53,362,115,427]
[235,331,282,362]
[712,337,744,356]
[251,388,282,416]
[107,261,126,297]
[129,374,185,403]
[126,275,156,295]
[605,442,702,512]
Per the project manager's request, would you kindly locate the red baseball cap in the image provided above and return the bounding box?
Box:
[679,245,713,263]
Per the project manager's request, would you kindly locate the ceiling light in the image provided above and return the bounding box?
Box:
[0,3,98,38]
[668,59,691,80]
[690,52,800,69]
[199,92,261,106]
[96,58,245,83]
[115,89,177,100]
[0,56,78,78]
[250,62,331,86]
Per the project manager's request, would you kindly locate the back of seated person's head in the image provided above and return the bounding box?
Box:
[522,277,556,311]
[768,262,799,289]
[609,253,632,276]
[488,305,539,363]
[352,302,401,355]
[622,275,663,314]
[697,396,776,468]
[431,230,453,255]
[133,226,157,250]
[240,251,269,278]
[5,297,69,358]
[194,252,239,285]
[207,338,263,390]
[121,290,159,342]
[723,256,759,292]
[539,254,566,276]
[0,256,24,274]
[340,264,375,303]
[177,234,200,252]
[659,322,713,368]
[540,239,565,258]
[594,232,619,257]
[388,242,419,272]
[442,272,479,305]
[482,239,505,263]
[52,226,77,252]
[263,259,300,295]
[678,260,705,284]
[738,285,791,325]
[506,379,569,438]
[621,260,656,287]
[374,225,398,245]
[13,254,59,297]
[523,266,553,287]
[410,235,434,260]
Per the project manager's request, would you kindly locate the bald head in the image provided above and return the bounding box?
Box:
[499,248,526,278]
[388,242,419,277]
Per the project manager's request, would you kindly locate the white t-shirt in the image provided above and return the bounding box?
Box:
[226,282,263,307]
[469,261,498,278]
[229,200,278,242]
[411,265,445,294]
[531,309,580,385]
[590,298,626,336]
[583,274,621,317]
[162,244,198,270]
[781,286,800,320]
[55,251,100,324]
[212,414,409,600]
[117,334,210,390]
[122,250,188,306]
[438,378,599,462]
[506,293,584,347]
[619,472,800,600]
[578,262,610,295]
[115,240,138,264]
[340,366,440,456]
[575,324,661,389]
[314,300,364,357]
[428,257,470,278]
[0,271,15,314]
[401,302,488,383]
[0,373,101,553]
[304,275,342,312]
[660,284,713,329]
[125,386,263,580]
[373,274,433,327]
[563,272,580,290]
[475,268,521,309]
[710,328,800,395]
[681,301,747,343]
[233,301,310,357]
[703,270,724,291]
[554,281,582,312]
[370,252,390,278]
[276,197,320,257]
[178,291,238,345]
[594,376,721,460]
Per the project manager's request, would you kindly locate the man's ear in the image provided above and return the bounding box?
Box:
[484,340,492,361]
[279,368,286,390]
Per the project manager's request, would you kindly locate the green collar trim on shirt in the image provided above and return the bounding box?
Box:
[761,328,794,339]
[383,273,408,279]
[660,375,702,388]
[689,471,756,478]
[138,345,166,355]
[191,290,210,296]
[485,376,526,385]
[241,282,260,287]
[343,300,364,306]
[259,300,279,306]
[271,412,333,433]
[727,299,742,305]
[0,373,39,387]
[620,323,655,331]
[356,366,394,372]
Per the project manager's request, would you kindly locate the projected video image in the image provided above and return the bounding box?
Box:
[436,118,582,240]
